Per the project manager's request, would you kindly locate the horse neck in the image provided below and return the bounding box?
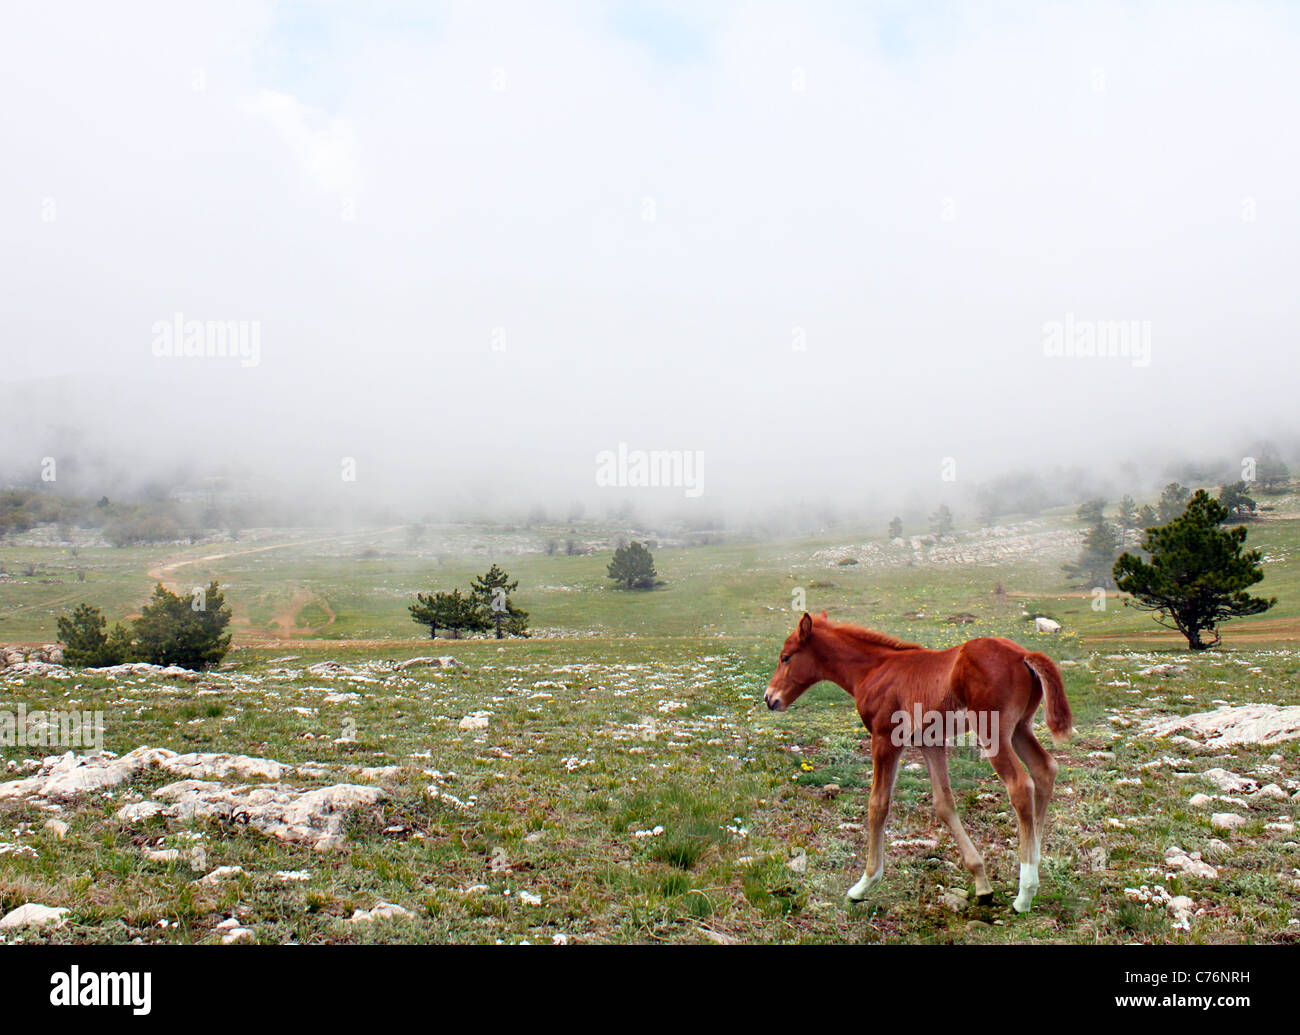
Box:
[811,630,898,693]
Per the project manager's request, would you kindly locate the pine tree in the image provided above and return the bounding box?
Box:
[470,564,517,612]
[449,589,487,638]
[930,504,954,537]
[409,592,444,638]
[607,541,657,590]
[470,564,529,638]
[502,603,531,638]
[57,603,109,666]
[1113,490,1274,649]
[888,516,903,540]
[1118,495,1138,535]
[1157,482,1190,524]
[439,589,484,638]
[1076,498,1106,524]
[1217,481,1256,522]
[56,604,134,667]
[1257,452,1290,493]
[132,581,232,669]
[410,589,484,639]
[1063,519,1121,589]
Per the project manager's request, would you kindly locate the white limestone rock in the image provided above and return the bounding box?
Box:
[0,903,69,930]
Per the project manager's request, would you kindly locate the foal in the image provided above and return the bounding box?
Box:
[763,612,1072,913]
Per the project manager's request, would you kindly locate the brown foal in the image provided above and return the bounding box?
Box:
[763,611,1072,913]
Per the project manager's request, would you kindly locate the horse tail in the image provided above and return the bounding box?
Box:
[1023,652,1073,744]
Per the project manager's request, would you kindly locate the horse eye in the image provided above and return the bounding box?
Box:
[780,654,790,664]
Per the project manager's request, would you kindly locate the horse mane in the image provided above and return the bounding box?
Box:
[820,617,921,652]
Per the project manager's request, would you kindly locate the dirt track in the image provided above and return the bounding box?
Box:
[144,527,406,591]
[140,527,403,637]
[1085,616,1300,645]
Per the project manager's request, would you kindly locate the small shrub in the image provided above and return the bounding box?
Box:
[57,582,233,671]
[55,604,134,667]
[132,582,232,670]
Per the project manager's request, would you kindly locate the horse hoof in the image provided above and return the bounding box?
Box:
[976,892,994,907]
[1012,898,1033,914]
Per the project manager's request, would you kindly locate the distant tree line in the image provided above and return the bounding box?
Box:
[967,449,1292,531]
[0,489,254,545]
[1071,481,1274,611]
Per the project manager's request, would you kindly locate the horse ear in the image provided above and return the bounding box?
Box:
[818,609,828,620]
[797,612,813,641]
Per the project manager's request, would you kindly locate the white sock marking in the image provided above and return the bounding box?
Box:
[1012,861,1039,913]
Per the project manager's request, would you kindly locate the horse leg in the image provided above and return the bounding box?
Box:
[847,740,902,902]
[921,745,992,902]
[987,732,1039,913]
[1011,720,1058,849]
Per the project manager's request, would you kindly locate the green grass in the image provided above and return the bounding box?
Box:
[1,636,1296,944]
[1,495,1298,943]
[3,494,1297,646]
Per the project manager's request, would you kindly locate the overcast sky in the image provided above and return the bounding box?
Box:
[2,1,1297,517]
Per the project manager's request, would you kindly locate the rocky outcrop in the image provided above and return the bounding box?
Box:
[88,662,201,681]
[137,779,385,851]
[392,656,461,671]
[1143,704,1300,748]
[0,747,385,850]
[347,901,415,923]
[0,747,175,801]
[0,903,69,930]
[0,647,201,682]
[0,748,289,802]
[157,753,288,781]
[1163,846,1218,878]
[0,644,63,669]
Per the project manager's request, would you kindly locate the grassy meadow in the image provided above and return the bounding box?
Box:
[1,495,1298,944]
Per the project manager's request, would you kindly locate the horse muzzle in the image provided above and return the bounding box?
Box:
[763,691,787,712]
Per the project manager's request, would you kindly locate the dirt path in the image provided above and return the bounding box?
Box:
[144,527,405,590]
[268,589,337,638]
[1007,591,1099,599]
[142,526,403,636]
[1004,588,1300,644]
[1085,616,1300,645]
